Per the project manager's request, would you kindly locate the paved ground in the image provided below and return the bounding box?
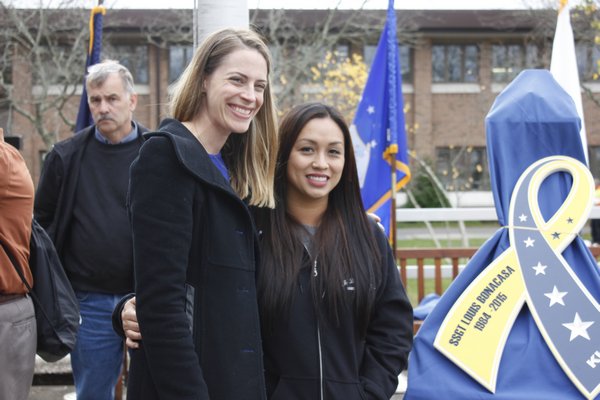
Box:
[28,385,404,400]
[29,383,404,400]
[28,357,406,400]
[28,387,403,400]
[28,386,75,400]
[28,356,75,400]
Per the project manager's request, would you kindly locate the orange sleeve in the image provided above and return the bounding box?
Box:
[0,142,34,294]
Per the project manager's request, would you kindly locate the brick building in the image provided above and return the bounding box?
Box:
[3,8,599,204]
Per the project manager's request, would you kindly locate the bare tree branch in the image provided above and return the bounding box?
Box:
[0,3,89,146]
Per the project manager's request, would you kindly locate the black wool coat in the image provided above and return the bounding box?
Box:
[126,118,266,400]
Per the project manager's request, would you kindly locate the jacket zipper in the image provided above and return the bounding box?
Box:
[314,258,324,400]
[317,315,324,400]
[304,245,323,399]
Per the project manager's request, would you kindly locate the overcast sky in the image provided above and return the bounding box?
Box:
[10,0,580,10]
[109,0,534,9]
[107,0,552,9]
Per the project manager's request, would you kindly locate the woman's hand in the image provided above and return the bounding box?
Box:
[367,212,385,232]
[122,296,142,349]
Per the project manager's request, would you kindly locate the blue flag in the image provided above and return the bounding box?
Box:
[75,5,106,133]
[350,0,410,235]
[404,70,600,399]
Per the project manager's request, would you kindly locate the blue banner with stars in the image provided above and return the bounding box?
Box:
[405,70,600,399]
[350,0,410,235]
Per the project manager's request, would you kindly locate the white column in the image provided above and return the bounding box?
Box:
[194,0,249,47]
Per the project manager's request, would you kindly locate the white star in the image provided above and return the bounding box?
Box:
[523,237,535,247]
[532,262,547,275]
[544,286,567,306]
[367,106,375,114]
[518,214,528,222]
[562,313,594,341]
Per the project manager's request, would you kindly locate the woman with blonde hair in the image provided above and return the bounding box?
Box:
[123,27,277,399]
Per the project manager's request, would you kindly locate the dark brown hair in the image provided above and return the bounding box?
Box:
[257,102,382,335]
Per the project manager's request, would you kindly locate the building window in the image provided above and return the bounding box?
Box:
[0,56,12,85]
[575,42,600,81]
[436,146,490,191]
[363,44,412,83]
[32,45,83,86]
[525,43,545,69]
[588,146,600,181]
[107,45,149,84]
[169,45,194,83]
[491,43,544,83]
[0,104,9,131]
[334,43,350,60]
[432,44,479,83]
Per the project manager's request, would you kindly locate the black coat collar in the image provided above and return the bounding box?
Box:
[144,118,236,196]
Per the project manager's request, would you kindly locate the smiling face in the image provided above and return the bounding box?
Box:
[196,48,268,144]
[285,117,345,214]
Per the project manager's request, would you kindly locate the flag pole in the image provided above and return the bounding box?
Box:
[387,0,398,254]
[390,150,398,253]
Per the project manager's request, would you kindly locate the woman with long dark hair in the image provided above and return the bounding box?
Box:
[255,102,412,399]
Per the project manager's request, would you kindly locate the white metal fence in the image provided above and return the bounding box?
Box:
[396,207,600,222]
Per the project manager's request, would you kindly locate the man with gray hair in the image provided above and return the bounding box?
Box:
[35,60,148,399]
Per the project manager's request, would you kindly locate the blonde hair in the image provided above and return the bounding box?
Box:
[169,28,277,208]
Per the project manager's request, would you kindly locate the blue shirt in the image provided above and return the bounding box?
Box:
[208,153,230,182]
[94,122,138,144]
